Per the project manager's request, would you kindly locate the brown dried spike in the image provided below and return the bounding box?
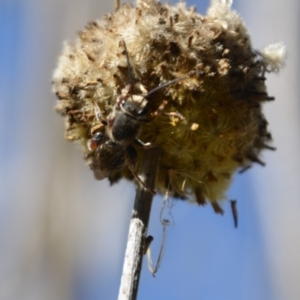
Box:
[211,202,224,215]
[195,187,206,206]
[188,35,193,48]
[230,200,238,228]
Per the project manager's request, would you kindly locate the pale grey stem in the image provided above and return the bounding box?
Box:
[118,147,161,300]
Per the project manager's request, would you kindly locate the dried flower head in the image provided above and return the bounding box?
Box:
[52,0,285,211]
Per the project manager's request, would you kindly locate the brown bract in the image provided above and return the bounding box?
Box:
[52,0,285,210]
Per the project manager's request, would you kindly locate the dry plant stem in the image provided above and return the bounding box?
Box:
[118,147,161,300]
[115,0,120,11]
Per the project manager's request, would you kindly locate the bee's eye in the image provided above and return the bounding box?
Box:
[88,131,105,151]
[93,131,104,143]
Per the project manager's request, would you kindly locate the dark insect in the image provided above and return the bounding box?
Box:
[89,40,193,190]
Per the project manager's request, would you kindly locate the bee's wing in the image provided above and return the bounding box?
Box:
[93,166,109,180]
[91,151,109,180]
[91,141,126,180]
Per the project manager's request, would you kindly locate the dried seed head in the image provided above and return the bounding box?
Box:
[52,0,285,209]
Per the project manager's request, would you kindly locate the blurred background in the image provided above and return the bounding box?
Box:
[0,0,299,299]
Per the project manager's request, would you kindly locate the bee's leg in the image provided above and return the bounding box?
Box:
[134,138,153,149]
[126,145,156,194]
[90,123,105,134]
[150,101,186,123]
[150,100,168,119]
[130,166,156,195]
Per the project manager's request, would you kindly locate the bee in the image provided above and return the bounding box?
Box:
[89,40,194,190]
[89,125,152,191]
[87,118,137,178]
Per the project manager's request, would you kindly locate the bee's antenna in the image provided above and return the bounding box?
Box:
[145,70,196,99]
[122,40,134,95]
